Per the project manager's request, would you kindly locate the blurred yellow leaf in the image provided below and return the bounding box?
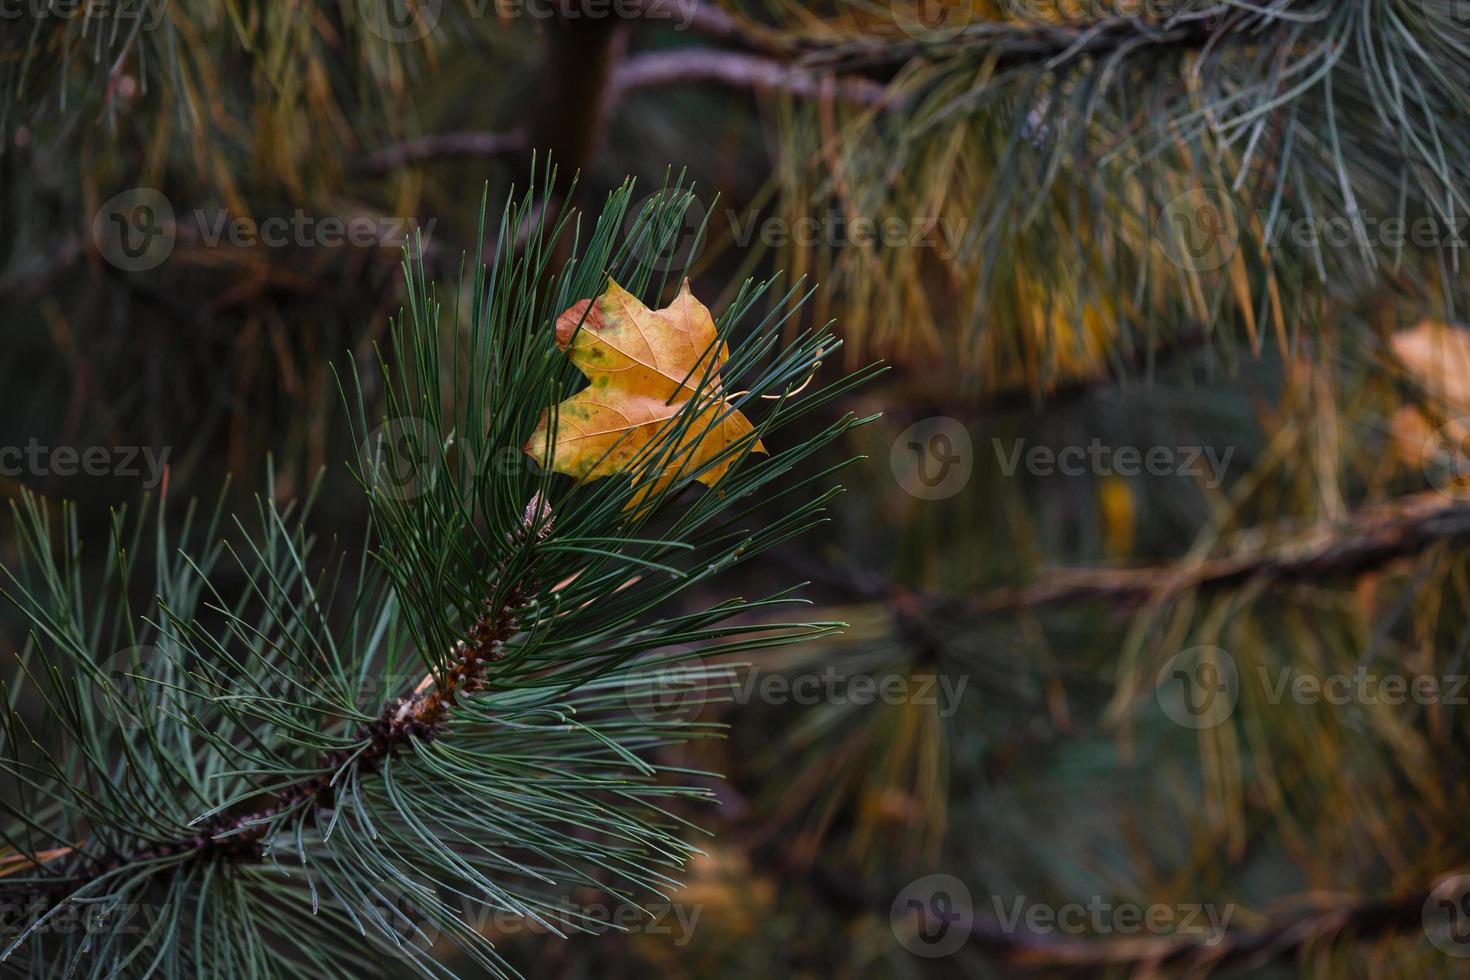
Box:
[1099,475,1137,559]
[1389,320,1470,474]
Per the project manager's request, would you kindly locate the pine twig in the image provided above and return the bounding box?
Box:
[18,495,552,909]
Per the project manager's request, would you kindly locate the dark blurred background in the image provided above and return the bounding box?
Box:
[7,2,1470,977]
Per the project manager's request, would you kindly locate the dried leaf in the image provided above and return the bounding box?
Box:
[1391,319,1470,410]
[523,279,766,500]
[1390,321,1470,473]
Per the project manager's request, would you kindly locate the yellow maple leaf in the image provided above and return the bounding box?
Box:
[522,279,766,500]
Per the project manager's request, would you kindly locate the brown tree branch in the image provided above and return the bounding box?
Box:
[801,8,1252,82]
[674,0,785,54]
[970,493,1470,616]
[762,839,1452,973]
[970,889,1431,974]
[359,48,891,173]
[611,48,891,107]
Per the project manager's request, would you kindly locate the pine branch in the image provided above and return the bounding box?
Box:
[800,7,1245,81]
[16,496,548,915]
[969,493,1470,615]
[0,182,874,976]
[612,49,891,106]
